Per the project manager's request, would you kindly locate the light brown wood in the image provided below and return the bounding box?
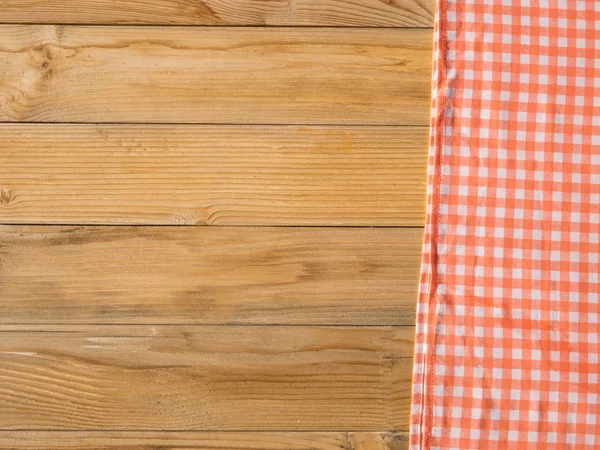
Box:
[0,226,421,325]
[0,26,432,124]
[0,9,430,443]
[0,124,427,226]
[350,432,409,450]
[0,0,435,27]
[0,325,413,430]
[0,431,409,449]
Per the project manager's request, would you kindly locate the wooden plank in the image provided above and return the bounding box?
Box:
[0,0,435,27]
[0,26,432,124]
[0,431,409,449]
[0,226,421,325]
[0,325,413,430]
[0,124,427,226]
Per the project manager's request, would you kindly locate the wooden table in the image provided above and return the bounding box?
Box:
[0,2,433,447]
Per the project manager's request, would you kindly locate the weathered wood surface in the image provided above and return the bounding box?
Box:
[0,226,422,325]
[0,0,435,27]
[0,325,413,430]
[0,124,427,226]
[0,5,431,445]
[0,26,432,124]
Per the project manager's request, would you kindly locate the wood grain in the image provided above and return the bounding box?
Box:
[0,124,427,226]
[0,226,421,325]
[0,325,413,430]
[0,0,435,27]
[0,26,432,124]
[0,431,409,449]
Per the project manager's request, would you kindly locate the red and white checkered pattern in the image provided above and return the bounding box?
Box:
[411,1,600,448]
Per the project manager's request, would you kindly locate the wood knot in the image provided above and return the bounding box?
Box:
[40,43,54,60]
[169,211,200,225]
[0,189,14,205]
[386,433,410,450]
[29,44,59,78]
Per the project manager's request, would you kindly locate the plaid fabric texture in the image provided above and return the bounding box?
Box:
[411,1,600,449]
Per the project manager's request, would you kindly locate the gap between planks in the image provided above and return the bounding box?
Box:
[0,431,409,449]
[0,23,434,29]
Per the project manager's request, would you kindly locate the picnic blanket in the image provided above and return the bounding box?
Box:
[411,1,600,448]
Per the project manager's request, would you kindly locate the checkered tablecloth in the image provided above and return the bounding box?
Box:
[411,1,600,448]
